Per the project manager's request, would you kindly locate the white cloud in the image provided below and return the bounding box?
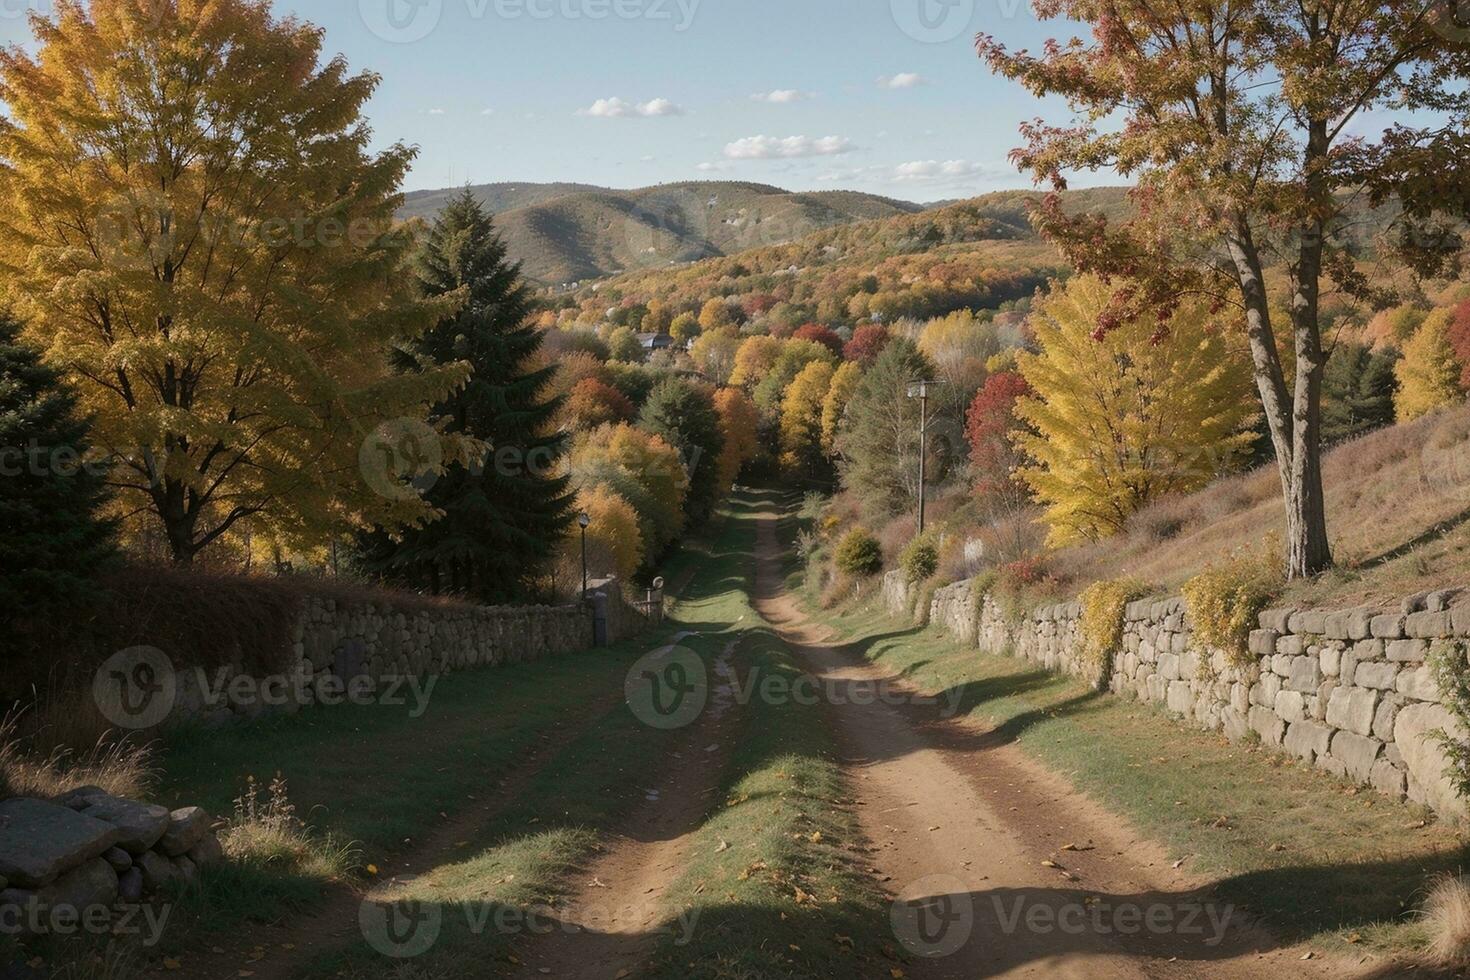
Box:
[425,108,447,115]
[638,97,684,117]
[751,89,810,104]
[696,161,730,172]
[480,108,495,116]
[723,135,854,160]
[878,72,926,89]
[581,96,685,118]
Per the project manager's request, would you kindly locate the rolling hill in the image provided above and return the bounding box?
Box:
[397,181,929,285]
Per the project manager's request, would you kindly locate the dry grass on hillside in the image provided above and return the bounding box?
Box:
[1042,404,1470,607]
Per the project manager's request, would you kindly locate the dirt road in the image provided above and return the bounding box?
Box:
[748,510,1324,979]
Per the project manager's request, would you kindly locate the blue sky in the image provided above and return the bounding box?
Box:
[1,0,1089,200]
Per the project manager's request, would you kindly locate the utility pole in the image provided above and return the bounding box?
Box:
[907,380,942,535]
[578,510,591,596]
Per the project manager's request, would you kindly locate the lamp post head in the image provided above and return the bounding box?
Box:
[578,511,591,529]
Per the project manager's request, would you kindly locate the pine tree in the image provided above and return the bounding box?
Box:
[638,378,726,527]
[361,191,573,600]
[0,313,116,622]
[1322,343,1398,445]
[836,338,938,521]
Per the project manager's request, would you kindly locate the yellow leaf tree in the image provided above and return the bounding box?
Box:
[567,423,687,559]
[699,298,735,334]
[821,361,862,456]
[713,388,760,489]
[0,0,465,562]
[729,335,783,389]
[1014,276,1257,547]
[564,486,643,584]
[1395,308,1464,422]
[779,361,835,476]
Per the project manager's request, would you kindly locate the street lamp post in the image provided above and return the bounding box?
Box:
[906,380,942,535]
[578,511,591,596]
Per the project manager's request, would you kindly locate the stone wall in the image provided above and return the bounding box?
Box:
[162,582,652,728]
[0,790,224,930]
[910,573,1470,822]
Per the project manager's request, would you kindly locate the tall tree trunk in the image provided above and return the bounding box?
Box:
[1283,117,1334,580]
[1225,218,1332,579]
[159,478,197,564]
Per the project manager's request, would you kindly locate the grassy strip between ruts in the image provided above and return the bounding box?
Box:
[638,630,897,980]
[804,583,1470,963]
[639,492,896,979]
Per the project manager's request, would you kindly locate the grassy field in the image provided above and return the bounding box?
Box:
[803,582,1470,961]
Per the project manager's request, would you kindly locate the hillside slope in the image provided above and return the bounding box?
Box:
[562,187,1135,325]
[399,181,928,284]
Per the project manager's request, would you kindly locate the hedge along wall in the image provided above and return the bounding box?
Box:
[895,572,1470,822]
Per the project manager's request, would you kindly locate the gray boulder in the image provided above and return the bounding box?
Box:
[0,798,121,887]
[118,867,144,902]
[78,795,170,854]
[186,833,226,868]
[158,807,212,857]
[136,850,177,895]
[102,847,132,871]
[173,855,198,884]
[35,858,118,912]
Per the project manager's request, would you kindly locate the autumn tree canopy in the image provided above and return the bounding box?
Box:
[979,0,1470,577]
[0,0,464,562]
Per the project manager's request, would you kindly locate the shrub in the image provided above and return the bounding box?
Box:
[1180,542,1283,667]
[835,528,883,577]
[1078,578,1150,687]
[1427,639,1470,803]
[1421,873,1470,967]
[899,534,940,583]
[972,558,1049,626]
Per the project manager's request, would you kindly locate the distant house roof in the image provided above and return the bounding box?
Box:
[637,332,675,350]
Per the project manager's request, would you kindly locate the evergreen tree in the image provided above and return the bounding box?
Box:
[836,338,938,521]
[361,191,573,600]
[0,313,115,622]
[1321,343,1398,445]
[638,378,726,526]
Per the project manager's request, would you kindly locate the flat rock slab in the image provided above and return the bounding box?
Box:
[77,795,170,854]
[0,798,121,887]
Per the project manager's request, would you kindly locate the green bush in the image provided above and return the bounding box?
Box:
[899,534,940,583]
[835,528,883,577]
[1078,578,1149,687]
[1428,640,1470,803]
[1180,542,1282,667]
